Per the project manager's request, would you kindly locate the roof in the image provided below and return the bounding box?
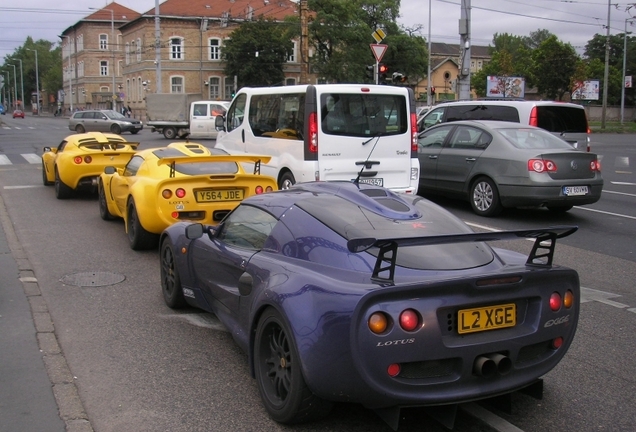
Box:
[140,0,298,21]
[83,2,141,23]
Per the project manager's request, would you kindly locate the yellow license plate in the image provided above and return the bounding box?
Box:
[195,189,244,202]
[457,303,516,334]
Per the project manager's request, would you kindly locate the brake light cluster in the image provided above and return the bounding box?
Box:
[74,156,93,164]
[590,159,601,172]
[549,290,575,312]
[308,112,318,153]
[411,112,418,152]
[528,158,557,173]
[368,308,422,335]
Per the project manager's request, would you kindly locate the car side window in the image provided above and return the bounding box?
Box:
[449,126,492,149]
[418,125,453,151]
[124,155,144,177]
[423,108,445,129]
[218,205,277,250]
[57,140,68,152]
[192,104,207,116]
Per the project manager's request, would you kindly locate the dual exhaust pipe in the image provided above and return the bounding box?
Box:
[473,353,512,377]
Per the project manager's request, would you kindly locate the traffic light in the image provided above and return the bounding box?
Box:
[365,65,374,81]
[379,64,388,83]
[392,72,407,84]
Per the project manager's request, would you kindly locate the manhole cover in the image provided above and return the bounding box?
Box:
[60,271,126,287]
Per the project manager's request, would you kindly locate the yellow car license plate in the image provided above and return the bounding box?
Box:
[457,303,516,334]
[195,189,244,202]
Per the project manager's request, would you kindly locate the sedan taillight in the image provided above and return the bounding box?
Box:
[528,159,557,173]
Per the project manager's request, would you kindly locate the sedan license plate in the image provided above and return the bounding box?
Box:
[457,303,516,334]
[355,178,383,187]
[195,189,244,202]
[563,186,588,196]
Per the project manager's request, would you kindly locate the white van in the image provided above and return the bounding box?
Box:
[214,84,419,193]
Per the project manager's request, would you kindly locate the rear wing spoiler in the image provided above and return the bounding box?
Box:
[78,142,140,151]
[156,155,272,177]
[346,226,578,284]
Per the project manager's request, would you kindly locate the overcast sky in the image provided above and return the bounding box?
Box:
[1,0,636,58]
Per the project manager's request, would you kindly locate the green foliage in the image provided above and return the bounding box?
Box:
[531,36,579,100]
[222,18,294,88]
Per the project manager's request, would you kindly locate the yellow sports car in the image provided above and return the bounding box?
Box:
[42,132,139,199]
[98,142,277,250]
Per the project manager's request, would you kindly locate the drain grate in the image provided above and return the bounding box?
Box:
[60,271,126,287]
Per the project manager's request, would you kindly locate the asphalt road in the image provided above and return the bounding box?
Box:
[0,114,634,432]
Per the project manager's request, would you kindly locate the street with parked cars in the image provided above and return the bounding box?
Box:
[0,113,635,432]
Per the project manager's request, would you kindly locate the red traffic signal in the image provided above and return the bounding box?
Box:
[379,64,388,74]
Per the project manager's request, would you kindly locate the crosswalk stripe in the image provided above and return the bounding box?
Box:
[21,154,42,164]
[0,155,12,165]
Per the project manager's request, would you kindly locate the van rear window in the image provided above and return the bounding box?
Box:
[536,106,588,133]
[321,93,407,137]
[445,105,520,123]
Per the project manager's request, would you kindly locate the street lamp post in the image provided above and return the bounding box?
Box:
[621,18,634,125]
[59,35,73,112]
[89,7,116,109]
[9,64,17,110]
[2,71,10,109]
[12,59,24,110]
[27,48,40,115]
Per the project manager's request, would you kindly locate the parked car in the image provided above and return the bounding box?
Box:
[12,109,25,118]
[98,142,277,250]
[418,100,591,151]
[0,104,5,115]
[417,120,603,216]
[159,180,580,429]
[42,132,139,199]
[69,109,143,135]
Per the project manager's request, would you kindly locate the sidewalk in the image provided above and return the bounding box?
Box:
[0,195,90,432]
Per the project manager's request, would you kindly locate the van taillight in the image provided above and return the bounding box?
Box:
[529,107,538,127]
[410,113,418,152]
[309,112,318,153]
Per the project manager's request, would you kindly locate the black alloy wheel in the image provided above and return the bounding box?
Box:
[160,238,186,308]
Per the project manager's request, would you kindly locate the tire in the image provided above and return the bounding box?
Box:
[75,124,85,133]
[42,161,53,186]
[254,308,332,424]
[127,199,159,250]
[110,124,122,135]
[54,167,73,199]
[278,172,295,190]
[130,129,139,135]
[547,205,573,213]
[163,127,177,140]
[160,238,186,309]
[98,180,115,221]
[470,176,502,217]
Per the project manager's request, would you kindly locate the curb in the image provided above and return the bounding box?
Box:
[0,194,94,432]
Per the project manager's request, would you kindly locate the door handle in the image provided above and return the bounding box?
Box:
[428,155,438,159]
[241,129,245,143]
[465,158,476,162]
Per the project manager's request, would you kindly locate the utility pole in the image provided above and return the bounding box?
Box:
[155,0,162,93]
[601,0,611,129]
[457,0,472,101]
[427,0,432,105]
[299,0,309,84]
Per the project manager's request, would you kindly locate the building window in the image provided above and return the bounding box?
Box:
[100,61,108,76]
[224,77,233,100]
[171,76,184,93]
[99,34,108,50]
[138,77,143,100]
[287,41,297,62]
[137,38,142,62]
[77,35,84,51]
[209,38,221,60]
[208,77,220,99]
[170,37,184,60]
[125,43,130,64]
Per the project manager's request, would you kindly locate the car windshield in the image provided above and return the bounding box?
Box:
[103,110,127,119]
[497,128,574,149]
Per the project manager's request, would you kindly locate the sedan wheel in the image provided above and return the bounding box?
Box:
[127,200,159,250]
[160,238,186,308]
[110,124,122,135]
[254,308,332,424]
[470,177,502,217]
[75,124,86,134]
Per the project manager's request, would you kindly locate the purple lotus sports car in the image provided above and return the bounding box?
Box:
[159,181,580,430]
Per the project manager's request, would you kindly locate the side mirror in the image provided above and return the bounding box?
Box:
[185,223,204,239]
[104,166,116,174]
[43,146,52,153]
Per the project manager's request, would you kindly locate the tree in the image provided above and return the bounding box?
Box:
[584,33,626,69]
[222,18,294,88]
[531,35,579,100]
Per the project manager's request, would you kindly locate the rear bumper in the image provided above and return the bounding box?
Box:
[498,183,603,208]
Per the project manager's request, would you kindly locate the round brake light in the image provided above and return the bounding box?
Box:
[73,156,83,164]
[549,292,562,311]
[175,188,186,198]
[255,186,264,194]
[387,363,401,377]
[399,309,419,332]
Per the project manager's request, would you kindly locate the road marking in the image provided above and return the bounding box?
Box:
[603,190,636,197]
[3,185,43,189]
[610,181,636,186]
[0,155,11,165]
[460,403,525,432]
[21,153,42,164]
[574,206,636,220]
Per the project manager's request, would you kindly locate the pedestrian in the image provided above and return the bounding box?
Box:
[127,105,132,118]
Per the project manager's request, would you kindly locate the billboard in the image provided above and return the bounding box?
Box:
[571,80,600,100]
[486,76,525,98]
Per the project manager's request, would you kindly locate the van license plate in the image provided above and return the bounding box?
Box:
[457,303,516,334]
[356,178,383,186]
[563,186,588,196]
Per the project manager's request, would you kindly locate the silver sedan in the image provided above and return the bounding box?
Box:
[417,120,603,216]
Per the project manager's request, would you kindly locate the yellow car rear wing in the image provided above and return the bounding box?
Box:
[156,155,272,177]
[77,142,140,152]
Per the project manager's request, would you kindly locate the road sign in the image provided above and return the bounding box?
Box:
[372,28,386,43]
[370,44,388,63]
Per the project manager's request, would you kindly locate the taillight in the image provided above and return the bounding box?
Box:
[265,186,273,192]
[528,159,557,173]
[564,290,574,308]
[73,156,83,164]
[84,156,92,163]
[399,309,420,332]
[368,312,389,334]
[175,188,186,198]
[549,292,562,311]
[162,189,172,199]
[552,337,564,349]
[590,159,601,172]
[411,112,418,152]
[255,186,263,194]
[529,106,538,127]
[387,363,401,377]
[308,112,318,153]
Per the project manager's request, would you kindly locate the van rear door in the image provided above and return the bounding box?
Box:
[534,104,590,152]
[315,85,415,192]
